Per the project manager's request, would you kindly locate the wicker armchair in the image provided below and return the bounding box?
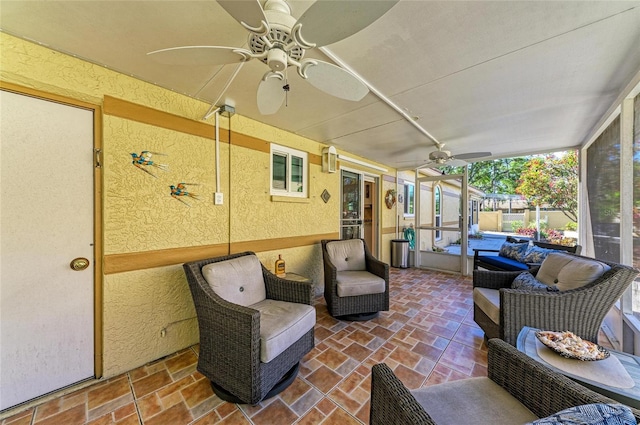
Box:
[183,252,315,405]
[321,239,389,320]
[370,338,640,425]
[473,254,639,345]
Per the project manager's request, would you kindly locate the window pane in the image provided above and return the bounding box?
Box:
[405,184,415,215]
[586,117,620,263]
[435,186,442,239]
[633,94,640,316]
[272,153,287,190]
[291,155,303,193]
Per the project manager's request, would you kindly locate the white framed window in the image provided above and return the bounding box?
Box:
[270,143,307,197]
[404,182,415,217]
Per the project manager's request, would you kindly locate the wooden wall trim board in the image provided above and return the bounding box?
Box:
[309,153,322,166]
[104,244,230,274]
[104,232,339,274]
[1,81,98,110]
[103,95,323,165]
[230,131,269,153]
[382,227,397,234]
[383,175,396,183]
[103,95,215,140]
[230,232,338,255]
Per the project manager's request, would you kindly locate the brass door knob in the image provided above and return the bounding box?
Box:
[70,257,90,271]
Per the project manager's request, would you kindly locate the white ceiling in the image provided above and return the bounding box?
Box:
[2,1,639,169]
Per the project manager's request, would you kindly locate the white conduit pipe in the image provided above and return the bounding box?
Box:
[215,110,221,194]
[202,62,245,120]
[318,46,440,148]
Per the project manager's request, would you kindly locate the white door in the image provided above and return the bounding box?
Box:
[340,169,363,239]
[415,170,470,275]
[0,90,95,410]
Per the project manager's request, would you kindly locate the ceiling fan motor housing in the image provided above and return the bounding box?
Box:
[429,150,451,162]
[249,0,303,71]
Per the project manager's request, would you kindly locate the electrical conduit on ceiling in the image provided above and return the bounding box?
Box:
[318,46,441,148]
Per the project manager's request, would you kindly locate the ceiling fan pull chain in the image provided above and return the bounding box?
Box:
[283,68,290,107]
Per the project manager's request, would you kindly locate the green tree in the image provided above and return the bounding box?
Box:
[442,157,529,194]
[516,151,578,221]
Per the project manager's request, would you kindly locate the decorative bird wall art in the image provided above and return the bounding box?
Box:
[170,183,200,207]
[130,150,168,178]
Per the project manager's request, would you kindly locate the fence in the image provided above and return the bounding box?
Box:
[502,213,525,231]
[479,210,574,233]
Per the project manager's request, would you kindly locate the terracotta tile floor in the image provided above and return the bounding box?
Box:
[0,267,612,425]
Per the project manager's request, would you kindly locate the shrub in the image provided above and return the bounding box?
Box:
[511,220,524,232]
[565,221,578,231]
[516,227,536,238]
[515,227,567,244]
[545,229,564,242]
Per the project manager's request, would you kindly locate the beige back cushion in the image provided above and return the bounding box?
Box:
[201,255,266,306]
[326,239,366,271]
[536,252,611,291]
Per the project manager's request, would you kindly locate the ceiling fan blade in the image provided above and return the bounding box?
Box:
[147,46,252,66]
[257,73,286,115]
[217,0,269,35]
[300,60,368,101]
[455,151,492,160]
[293,0,398,47]
[446,159,469,167]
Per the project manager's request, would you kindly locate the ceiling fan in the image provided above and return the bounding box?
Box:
[409,144,492,168]
[148,0,398,115]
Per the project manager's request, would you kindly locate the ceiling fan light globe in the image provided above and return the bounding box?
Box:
[267,48,288,72]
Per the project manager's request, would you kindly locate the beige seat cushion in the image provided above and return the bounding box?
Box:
[411,377,538,425]
[249,299,316,363]
[326,239,366,271]
[473,288,500,325]
[336,271,386,297]
[536,253,611,291]
[201,255,266,307]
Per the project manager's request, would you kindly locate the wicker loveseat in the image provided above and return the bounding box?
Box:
[370,338,640,425]
[473,252,639,345]
[473,237,581,271]
[183,252,315,405]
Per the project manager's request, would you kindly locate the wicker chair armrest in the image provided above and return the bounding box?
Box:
[472,269,521,289]
[322,249,338,283]
[193,287,260,338]
[365,252,389,280]
[487,339,640,421]
[370,363,436,425]
[264,271,313,305]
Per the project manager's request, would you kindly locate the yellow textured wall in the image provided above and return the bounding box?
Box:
[0,34,204,119]
[103,117,229,254]
[397,171,415,232]
[102,266,197,377]
[228,144,337,242]
[381,178,398,264]
[1,33,398,378]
